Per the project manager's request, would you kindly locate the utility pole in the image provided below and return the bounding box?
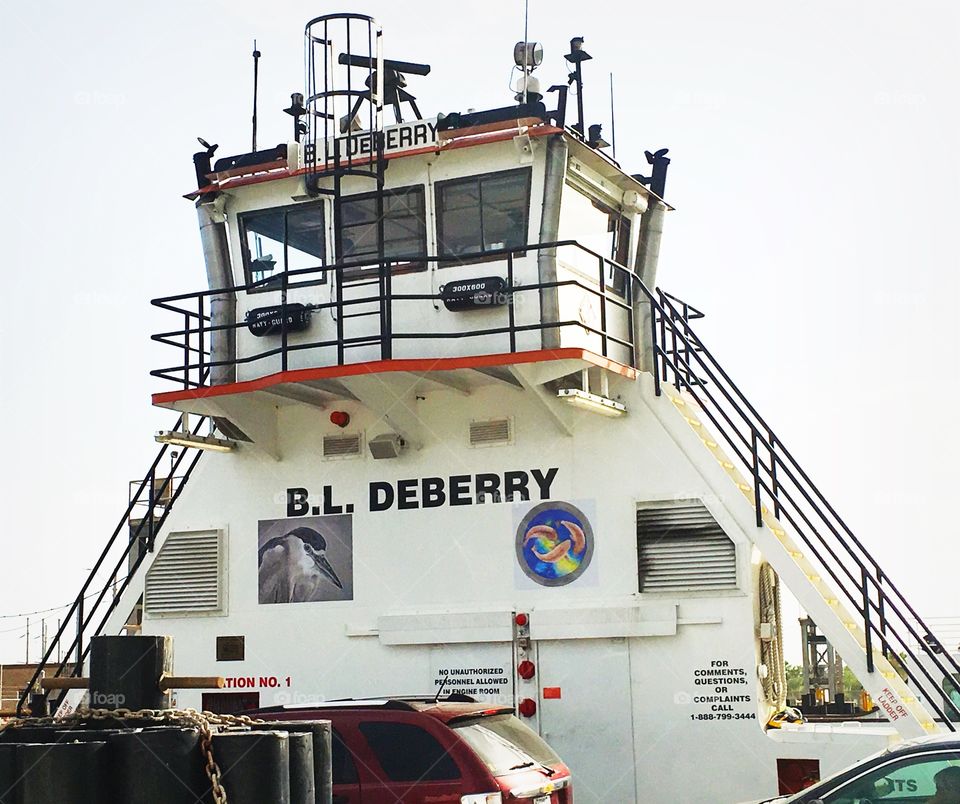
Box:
[24,617,29,665]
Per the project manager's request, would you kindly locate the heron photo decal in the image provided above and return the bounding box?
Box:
[516,502,593,586]
[258,515,353,603]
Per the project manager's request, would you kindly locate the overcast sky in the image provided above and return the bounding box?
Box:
[1,1,958,666]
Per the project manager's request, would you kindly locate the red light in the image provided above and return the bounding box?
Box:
[515,613,529,627]
[330,411,350,428]
[517,660,536,680]
[518,698,537,718]
[543,687,562,699]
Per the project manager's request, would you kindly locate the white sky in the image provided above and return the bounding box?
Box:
[1,1,958,666]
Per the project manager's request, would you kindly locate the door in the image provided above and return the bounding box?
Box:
[331,726,363,804]
[536,638,637,803]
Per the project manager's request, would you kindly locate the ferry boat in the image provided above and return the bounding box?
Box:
[17,13,960,803]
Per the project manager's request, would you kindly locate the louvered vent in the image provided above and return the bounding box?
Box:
[323,433,362,458]
[144,530,223,615]
[637,501,737,592]
[469,418,512,446]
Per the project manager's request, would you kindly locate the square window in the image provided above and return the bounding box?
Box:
[339,186,427,269]
[240,202,327,292]
[437,169,531,260]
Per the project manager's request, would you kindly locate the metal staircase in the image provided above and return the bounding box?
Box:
[647,289,960,737]
[16,414,208,715]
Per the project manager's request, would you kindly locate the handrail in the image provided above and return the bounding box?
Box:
[149,240,639,390]
[17,413,209,714]
[650,289,960,727]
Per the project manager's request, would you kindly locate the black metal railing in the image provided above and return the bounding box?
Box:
[150,240,638,389]
[650,290,960,728]
[17,414,208,715]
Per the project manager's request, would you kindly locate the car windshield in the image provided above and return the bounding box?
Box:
[452,714,561,776]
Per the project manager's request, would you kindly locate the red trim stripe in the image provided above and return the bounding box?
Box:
[152,348,636,405]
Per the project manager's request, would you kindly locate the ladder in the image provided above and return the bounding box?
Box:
[304,13,392,364]
[647,289,960,737]
[17,414,208,715]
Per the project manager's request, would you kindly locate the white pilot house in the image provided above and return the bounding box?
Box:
[22,13,960,804]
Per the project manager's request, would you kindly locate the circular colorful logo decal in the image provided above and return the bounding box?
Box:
[516,501,593,586]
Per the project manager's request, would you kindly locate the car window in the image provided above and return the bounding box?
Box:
[817,751,960,803]
[332,728,358,785]
[358,721,461,782]
[452,714,560,775]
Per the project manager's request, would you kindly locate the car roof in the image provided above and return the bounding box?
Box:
[249,696,515,725]
[888,732,960,754]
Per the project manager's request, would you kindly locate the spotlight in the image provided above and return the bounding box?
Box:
[513,42,543,70]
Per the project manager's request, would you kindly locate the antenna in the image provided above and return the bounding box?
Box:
[522,0,530,104]
[609,72,617,159]
[251,39,261,152]
[433,674,449,703]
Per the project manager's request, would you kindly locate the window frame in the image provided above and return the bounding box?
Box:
[238,201,329,294]
[435,167,533,265]
[336,184,428,276]
[564,183,631,296]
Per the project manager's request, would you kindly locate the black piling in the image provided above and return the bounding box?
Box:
[16,741,109,804]
[213,730,291,804]
[89,635,173,710]
[0,744,18,804]
[252,719,332,804]
[110,727,209,803]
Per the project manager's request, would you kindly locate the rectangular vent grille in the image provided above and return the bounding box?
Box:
[637,502,737,592]
[323,433,362,458]
[469,418,512,446]
[145,530,222,615]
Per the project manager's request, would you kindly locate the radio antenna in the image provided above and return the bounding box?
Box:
[609,72,617,159]
[252,39,261,152]
[522,0,530,104]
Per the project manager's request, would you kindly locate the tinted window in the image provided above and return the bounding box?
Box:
[331,728,358,785]
[358,721,460,782]
[437,169,530,258]
[815,751,960,803]
[452,714,560,775]
[240,202,326,290]
[339,187,426,266]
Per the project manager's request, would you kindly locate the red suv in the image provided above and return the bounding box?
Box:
[252,698,573,804]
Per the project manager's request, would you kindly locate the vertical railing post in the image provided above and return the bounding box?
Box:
[649,293,661,396]
[657,296,669,387]
[336,261,345,365]
[382,256,393,361]
[182,311,190,390]
[507,252,517,353]
[768,429,781,520]
[281,267,289,373]
[862,566,875,673]
[198,295,206,385]
[751,428,763,527]
[75,597,84,676]
[876,567,889,660]
[146,468,156,552]
[598,256,608,357]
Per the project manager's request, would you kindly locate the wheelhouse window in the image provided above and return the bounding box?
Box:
[560,184,630,295]
[339,185,426,270]
[240,202,326,292]
[436,168,531,259]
